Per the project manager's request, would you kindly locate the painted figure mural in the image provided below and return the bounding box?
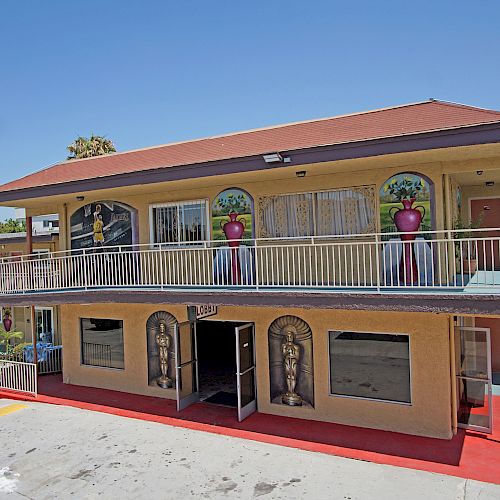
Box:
[70,201,138,250]
[146,311,178,388]
[268,315,314,408]
[380,173,434,284]
[212,188,254,285]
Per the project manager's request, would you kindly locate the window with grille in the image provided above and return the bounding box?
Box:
[150,200,208,245]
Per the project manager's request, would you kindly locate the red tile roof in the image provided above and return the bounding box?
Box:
[1,100,499,194]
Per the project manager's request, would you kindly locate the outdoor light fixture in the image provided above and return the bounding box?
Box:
[477,170,484,176]
[486,181,495,187]
[76,196,85,201]
[296,171,307,178]
[263,152,291,164]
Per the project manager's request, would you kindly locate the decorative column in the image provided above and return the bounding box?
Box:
[26,216,38,366]
[26,216,33,255]
[30,305,38,366]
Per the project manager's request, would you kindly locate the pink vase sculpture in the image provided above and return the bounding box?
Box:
[389,198,425,285]
[2,314,12,332]
[221,212,246,285]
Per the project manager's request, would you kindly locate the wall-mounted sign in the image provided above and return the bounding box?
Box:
[187,305,217,321]
[70,201,138,250]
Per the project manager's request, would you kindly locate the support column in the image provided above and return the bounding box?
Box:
[30,305,38,366]
[26,216,33,255]
[27,217,37,366]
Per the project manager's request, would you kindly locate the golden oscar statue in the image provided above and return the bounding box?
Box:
[281,328,303,406]
[156,323,172,388]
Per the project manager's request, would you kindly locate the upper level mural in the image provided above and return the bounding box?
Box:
[70,201,138,250]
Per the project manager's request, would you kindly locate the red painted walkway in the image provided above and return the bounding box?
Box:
[2,375,499,485]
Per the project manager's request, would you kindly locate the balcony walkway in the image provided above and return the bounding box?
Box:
[1,374,499,485]
[1,229,498,303]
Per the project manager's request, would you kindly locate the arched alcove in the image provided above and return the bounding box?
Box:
[146,311,178,388]
[268,315,314,408]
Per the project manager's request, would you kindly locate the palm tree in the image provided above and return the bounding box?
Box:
[67,135,116,160]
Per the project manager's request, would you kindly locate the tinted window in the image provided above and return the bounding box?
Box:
[80,318,124,369]
[329,331,410,403]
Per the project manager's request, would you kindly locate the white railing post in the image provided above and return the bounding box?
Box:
[254,240,260,291]
[375,233,381,292]
[0,359,37,396]
[83,249,88,290]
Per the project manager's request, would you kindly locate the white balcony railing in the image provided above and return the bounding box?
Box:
[0,359,37,396]
[0,228,499,295]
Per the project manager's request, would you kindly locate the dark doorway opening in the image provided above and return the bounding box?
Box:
[196,320,243,407]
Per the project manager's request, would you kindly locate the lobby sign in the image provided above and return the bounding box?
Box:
[187,305,217,321]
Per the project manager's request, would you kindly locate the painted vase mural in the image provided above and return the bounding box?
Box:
[213,188,254,285]
[383,175,429,285]
[389,198,426,283]
[221,212,246,284]
[2,309,12,332]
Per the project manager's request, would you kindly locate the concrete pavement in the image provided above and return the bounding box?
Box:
[0,398,499,499]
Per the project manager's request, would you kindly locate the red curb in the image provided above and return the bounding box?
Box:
[2,379,499,485]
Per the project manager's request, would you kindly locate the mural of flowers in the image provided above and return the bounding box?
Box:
[212,188,253,242]
[380,173,432,231]
[383,176,425,201]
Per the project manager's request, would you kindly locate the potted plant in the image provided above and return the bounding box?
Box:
[453,216,483,275]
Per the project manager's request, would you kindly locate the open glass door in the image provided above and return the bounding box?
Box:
[174,321,199,411]
[455,326,492,433]
[235,323,257,422]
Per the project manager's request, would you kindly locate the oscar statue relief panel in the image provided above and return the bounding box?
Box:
[146,311,178,389]
[268,315,314,408]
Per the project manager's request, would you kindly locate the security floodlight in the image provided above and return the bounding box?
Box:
[263,152,291,164]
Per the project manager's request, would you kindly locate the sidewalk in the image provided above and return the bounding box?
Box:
[1,374,499,485]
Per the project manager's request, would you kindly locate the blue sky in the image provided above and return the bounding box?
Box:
[1,1,499,219]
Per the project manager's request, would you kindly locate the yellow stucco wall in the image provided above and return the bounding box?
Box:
[60,303,452,439]
[59,162,448,250]
[0,239,58,255]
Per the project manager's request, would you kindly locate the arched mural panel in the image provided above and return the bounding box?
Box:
[212,188,254,243]
[379,172,435,285]
[211,188,255,286]
[268,315,314,408]
[146,311,178,388]
[379,172,434,233]
[70,201,138,250]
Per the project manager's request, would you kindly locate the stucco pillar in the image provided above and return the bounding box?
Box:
[30,305,37,366]
[26,216,33,255]
[26,216,38,365]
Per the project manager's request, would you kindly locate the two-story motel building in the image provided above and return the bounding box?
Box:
[0,100,499,439]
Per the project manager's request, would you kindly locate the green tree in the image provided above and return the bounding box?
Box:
[0,327,24,355]
[67,134,116,160]
[0,218,26,233]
